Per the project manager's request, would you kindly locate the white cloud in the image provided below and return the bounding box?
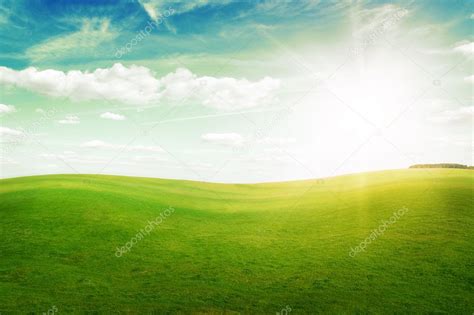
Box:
[141,2,159,21]
[136,1,177,34]
[421,40,474,56]
[160,68,280,110]
[0,64,280,109]
[201,133,244,147]
[100,112,126,120]
[81,140,164,152]
[40,151,110,165]
[0,127,25,147]
[58,115,80,124]
[138,0,209,18]
[453,41,473,55]
[0,63,160,105]
[429,106,474,123]
[0,103,15,114]
[0,126,23,136]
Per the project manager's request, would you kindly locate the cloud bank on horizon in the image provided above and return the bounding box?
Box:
[0,64,280,109]
[0,0,472,182]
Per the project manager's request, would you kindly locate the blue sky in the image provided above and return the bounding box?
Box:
[0,0,473,182]
[1,0,472,69]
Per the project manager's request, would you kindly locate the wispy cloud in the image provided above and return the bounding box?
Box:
[200,133,295,149]
[0,103,16,114]
[81,140,164,152]
[25,18,117,63]
[138,0,210,18]
[429,106,474,123]
[201,133,244,147]
[351,4,409,41]
[58,115,80,124]
[141,108,281,125]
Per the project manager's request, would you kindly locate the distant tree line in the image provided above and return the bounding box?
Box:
[410,163,473,169]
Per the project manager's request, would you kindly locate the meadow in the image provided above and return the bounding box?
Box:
[0,169,472,313]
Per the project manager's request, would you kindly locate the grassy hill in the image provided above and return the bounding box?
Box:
[0,169,473,313]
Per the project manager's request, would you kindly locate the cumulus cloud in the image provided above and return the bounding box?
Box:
[161,68,280,110]
[201,133,245,147]
[0,127,25,149]
[58,115,80,124]
[100,112,126,120]
[453,41,473,55]
[0,103,15,114]
[81,140,164,152]
[0,126,23,136]
[0,63,160,105]
[0,64,280,109]
[429,106,474,123]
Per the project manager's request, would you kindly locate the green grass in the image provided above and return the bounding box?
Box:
[0,169,473,314]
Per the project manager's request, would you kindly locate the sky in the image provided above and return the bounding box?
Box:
[0,0,472,183]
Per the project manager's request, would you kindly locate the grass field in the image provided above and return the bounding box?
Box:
[0,169,473,314]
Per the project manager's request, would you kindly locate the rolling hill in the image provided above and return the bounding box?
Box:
[0,169,473,313]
